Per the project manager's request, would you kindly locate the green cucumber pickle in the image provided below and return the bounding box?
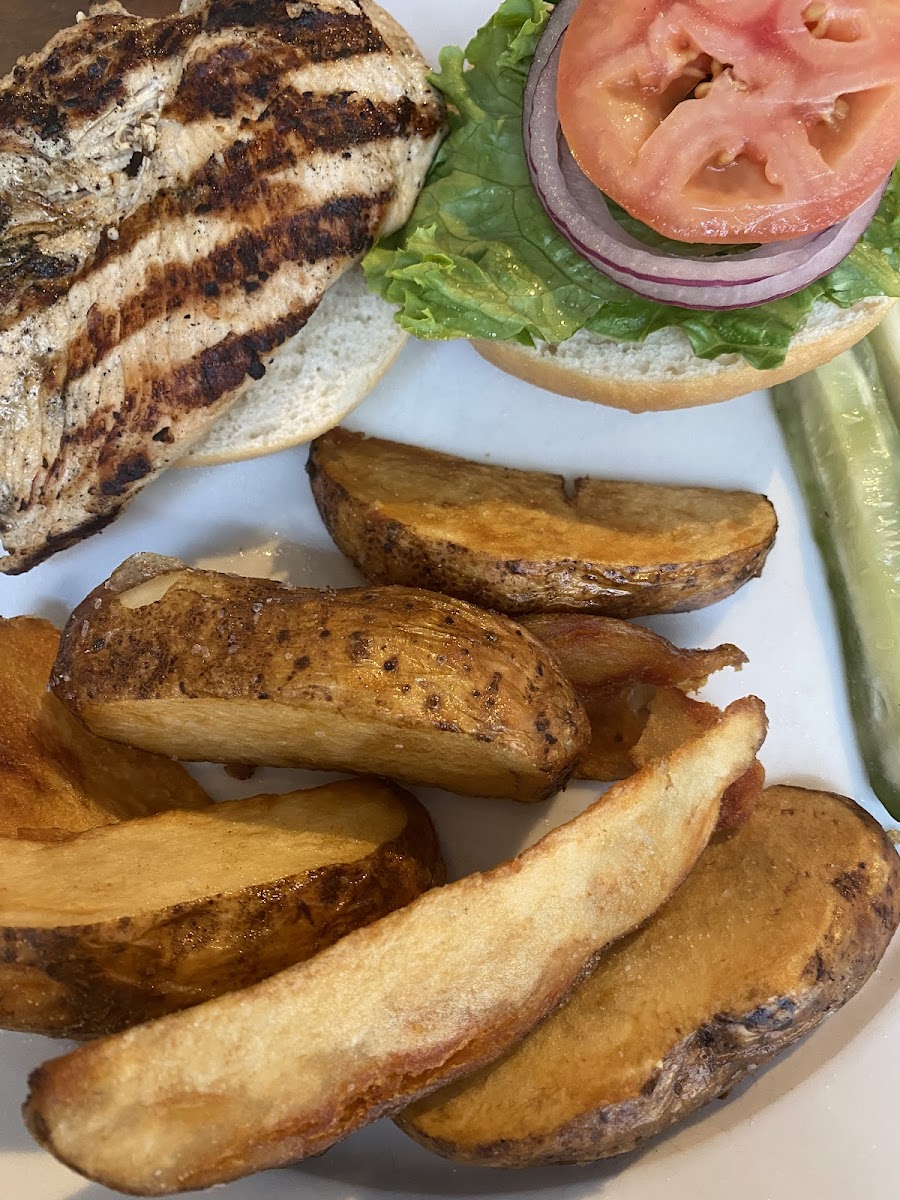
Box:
[773,330,900,819]
[868,304,900,430]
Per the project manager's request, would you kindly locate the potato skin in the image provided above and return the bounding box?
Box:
[399,787,900,1166]
[51,556,589,801]
[307,429,777,617]
[0,781,443,1040]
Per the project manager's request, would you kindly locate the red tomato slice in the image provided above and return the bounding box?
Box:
[556,0,900,243]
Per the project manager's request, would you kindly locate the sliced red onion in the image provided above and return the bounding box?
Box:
[524,0,889,310]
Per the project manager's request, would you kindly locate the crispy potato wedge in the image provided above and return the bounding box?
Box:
[308,429,778,617]
[519,614,746,782]
[576,689,764,825]
[0,778,442,1039]
[630,685,721,761]
[400,786,900,1166]
[50,555,589,802]
[518,613,747,692]
[632,688,765,833]
[717,759,767,832]
[576,688,651,781]
[0,615,209,840]
[24,698,767,1195]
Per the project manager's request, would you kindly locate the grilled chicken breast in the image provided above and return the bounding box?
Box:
[0,0,443,573]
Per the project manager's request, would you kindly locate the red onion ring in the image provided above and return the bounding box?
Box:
[524,0,889,310]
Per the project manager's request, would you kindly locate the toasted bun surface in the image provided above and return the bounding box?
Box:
[181,269,407,468]
[474,297,895,412]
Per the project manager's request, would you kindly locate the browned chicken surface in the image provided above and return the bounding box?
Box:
[0,0,443,572]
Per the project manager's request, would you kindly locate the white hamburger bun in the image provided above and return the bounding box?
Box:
[180,268,407,468]
[474,296,895,412]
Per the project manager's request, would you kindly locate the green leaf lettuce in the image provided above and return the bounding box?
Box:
[364,0,900,370]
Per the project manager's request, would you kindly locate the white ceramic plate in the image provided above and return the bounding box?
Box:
[1,3,898,1198]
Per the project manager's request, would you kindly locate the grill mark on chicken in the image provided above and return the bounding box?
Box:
[61,188,392,385]
[2,85,440,335]
[0,13,199,142]
[101,90,440,260]
[119,307,318,446]
[0,249,77,320]
[269,88,443,145]
[167,6,386,124]
[49,303,319,513]
[49,84,438,384]
[11,297,318,575]
[0,252,80,331]
[24,510,124,573]
[0,2,382,140]
[205,0,382,47]
[0,0,444,572]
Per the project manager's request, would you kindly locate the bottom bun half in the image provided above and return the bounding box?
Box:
[181,268,408,468]
[474,297,895,412]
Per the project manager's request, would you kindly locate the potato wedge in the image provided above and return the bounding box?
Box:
[307,429,777,617]
[630,685,722,762]
[0,615,209,839]
[520,614,747,781]
[575,688,651,781]
[50,555,589,802]
[631,688,766,832]
[0,778,442,1039]
[399,786,900,1166]
[518,613,747,692]
[23,698,767,1195]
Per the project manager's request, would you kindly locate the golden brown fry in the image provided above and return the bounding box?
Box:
[400,787,900,1166]
[629,683,720,761]
[518,613,746,691]
[50,556,589,803]
[631,688,765,832]
[308,428,777,617]
[718,760,767,833]
[23,698,767,1195]
[520,613,746,782]
[0,778,442,1039]
[0,615,209,839]
[573,687,651,781]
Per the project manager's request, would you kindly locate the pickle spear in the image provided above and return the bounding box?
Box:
[868,303,900,428]
[773,339,900,819]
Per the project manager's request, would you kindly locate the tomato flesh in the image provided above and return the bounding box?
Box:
[557,0,900,243]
